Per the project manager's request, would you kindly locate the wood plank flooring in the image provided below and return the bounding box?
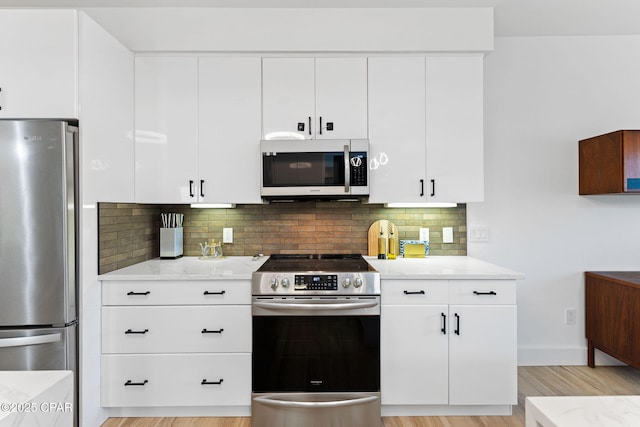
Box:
[101,366,640,427]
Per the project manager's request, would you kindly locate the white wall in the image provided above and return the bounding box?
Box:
[468,35,640,365]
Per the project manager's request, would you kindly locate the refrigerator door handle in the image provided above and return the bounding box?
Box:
[0,333,62,348]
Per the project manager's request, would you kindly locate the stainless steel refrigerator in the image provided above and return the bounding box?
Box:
[0,120,78,410]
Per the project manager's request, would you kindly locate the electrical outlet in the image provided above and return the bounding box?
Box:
[419,228,429,242]
[223,227,233,244]
[565,308,577,325]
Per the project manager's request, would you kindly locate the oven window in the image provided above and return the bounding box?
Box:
[262,152,345,187]
[252,316,380,393]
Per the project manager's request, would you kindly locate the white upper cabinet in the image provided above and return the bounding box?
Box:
[0,10,77,118]
[262,57,367,140]
[368,57,426,204]
[134,57,199,204]
[198,57,262,204]
[368,55,484,203]
[425,55,484,203]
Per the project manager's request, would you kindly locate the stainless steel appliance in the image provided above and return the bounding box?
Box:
[252,254,381,427]
[0,120,78,422]
[260,139,369,199]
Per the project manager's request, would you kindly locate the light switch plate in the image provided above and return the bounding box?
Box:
[442,227,454,243]
[468,227,489,242]
[223,227,233,244]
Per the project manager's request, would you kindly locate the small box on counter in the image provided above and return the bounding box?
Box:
[400,240,429,258]
[160,227,183,259]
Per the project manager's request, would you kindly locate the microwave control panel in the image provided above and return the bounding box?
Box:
[350,152,367,186]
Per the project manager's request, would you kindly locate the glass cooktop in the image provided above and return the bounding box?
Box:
[257,254,376,273]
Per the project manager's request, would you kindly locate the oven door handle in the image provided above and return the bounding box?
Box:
[253,300,378,311]
[253,394,378,409]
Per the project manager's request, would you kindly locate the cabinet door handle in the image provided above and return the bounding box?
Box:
[473,291,497,296]
[200,180,205,198]
[0,87,3,110]
[125,329,149,335]
[403,290,425,295]
[201,378,224,385]
[127,291,151,296]
[124,380,148,386]
[441,312,447,334]
[203,290,226,295]
[430,179,436,197]
[319,116,323,135]
[201,328,224,334]
[308,117,312,136]
[420,179,425,197]
[454,313,460,335]
[189,180,195,197]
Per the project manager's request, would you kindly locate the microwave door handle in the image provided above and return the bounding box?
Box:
[344,144,350,193]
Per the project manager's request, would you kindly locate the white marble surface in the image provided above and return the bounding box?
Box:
[0,371,73,426]
[98,255,523,281]
[526,396,640,427]
[366,256,524,280]
[98,256,268,280]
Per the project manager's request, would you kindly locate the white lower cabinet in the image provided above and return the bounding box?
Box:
[101,353,250,407]
[101,280,251,410]
[381,279,517,412]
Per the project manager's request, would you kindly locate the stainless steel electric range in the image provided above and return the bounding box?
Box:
[251,254,381,427]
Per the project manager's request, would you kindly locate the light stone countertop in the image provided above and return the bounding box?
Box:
[98,256,269,281]
[98,255,522,281]
[525,395,640,427]
[366,256,524,280]
[0,370,73,426]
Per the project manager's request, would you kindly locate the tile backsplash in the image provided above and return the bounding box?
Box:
[98,202,467,274]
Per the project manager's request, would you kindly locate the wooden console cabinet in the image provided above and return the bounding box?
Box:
[585,272,640,368]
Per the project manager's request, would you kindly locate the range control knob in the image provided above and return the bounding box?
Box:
[270,278,279,290]
[354,277,363,288]
[342,278,352,288]
[281,278,291,288]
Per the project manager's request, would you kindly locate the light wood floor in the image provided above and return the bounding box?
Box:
[101,365,640,427]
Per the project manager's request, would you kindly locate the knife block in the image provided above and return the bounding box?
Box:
[160,227,183,259]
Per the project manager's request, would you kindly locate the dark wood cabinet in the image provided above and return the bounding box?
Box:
[585,272,640,368]
[579,130,640,194]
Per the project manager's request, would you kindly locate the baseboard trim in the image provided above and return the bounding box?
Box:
[518,346,625,366]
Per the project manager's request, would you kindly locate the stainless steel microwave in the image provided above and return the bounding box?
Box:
[261,139,369,200]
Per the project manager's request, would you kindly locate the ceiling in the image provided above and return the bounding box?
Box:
[1,0,640,37]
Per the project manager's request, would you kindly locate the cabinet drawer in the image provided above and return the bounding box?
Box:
[101,353,250,407]
[102,306,251,354]
[449,280,516,305]
[381,280,448,305]
[102,280,250,305]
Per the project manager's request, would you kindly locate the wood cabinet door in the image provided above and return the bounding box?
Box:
[134,56,198,203]
[448,304,517,405]
[198,57,262,204]
[381,304,448,405]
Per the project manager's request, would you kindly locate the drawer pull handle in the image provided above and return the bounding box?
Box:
[404,290,425,295]
[473,291,497,296]
[204,290,226,295]
[125,329,149,335]
[127,291,151,296]
[202,328,224,334]
[201,378,224,385]
[124,380,148,386]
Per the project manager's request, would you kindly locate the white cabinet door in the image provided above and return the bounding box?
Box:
[262,58,315,140]
[0,10,77,118]
[368,57,426,203]
[381,305,448,405]
[425,55,484,203]
[135,57,198,203]
[262,57,367,140]
[315,58,368,140]
[198,57,262,204]
[448,305,517,405]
